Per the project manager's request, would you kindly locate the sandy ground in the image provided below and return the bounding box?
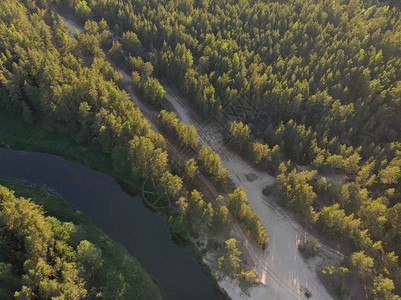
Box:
[162,86,342,300]
[58,13,343,300]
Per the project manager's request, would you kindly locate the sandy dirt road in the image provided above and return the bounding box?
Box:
[162,85,342,300]
[58,13,341,300]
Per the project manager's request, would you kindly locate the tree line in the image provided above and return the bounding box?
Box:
[158,109,199,149]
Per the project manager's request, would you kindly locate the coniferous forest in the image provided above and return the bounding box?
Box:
[2,0,401,298]
[0,180,163,299]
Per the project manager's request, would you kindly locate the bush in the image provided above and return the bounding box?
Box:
[206,239,220,251]
[319,264,350,297]
[168,215,187,236]
[189,231,199,239]
[299,238,320,258]
[239,269,258,293]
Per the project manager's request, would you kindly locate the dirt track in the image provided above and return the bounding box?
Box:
[59,13,342,300]
[162,85,342,300]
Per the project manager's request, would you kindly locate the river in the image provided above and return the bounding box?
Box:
[0,148,225,300]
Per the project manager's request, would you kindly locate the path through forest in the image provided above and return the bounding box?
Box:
[59,13,341,300]
[162,85,341,300]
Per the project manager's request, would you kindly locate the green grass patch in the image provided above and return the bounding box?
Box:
[0,113,150,191]
[0,113,110,172]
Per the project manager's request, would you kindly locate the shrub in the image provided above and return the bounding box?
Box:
[298,238,320,258]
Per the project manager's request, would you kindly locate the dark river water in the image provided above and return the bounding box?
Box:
[0,148,224,300]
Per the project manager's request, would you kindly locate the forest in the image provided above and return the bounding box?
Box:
[48,0,401,296]
[0,180,162,299]
[2,0,401,298]
[0,0,268,296]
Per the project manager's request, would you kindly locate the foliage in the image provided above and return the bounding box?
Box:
[213,205,229,232]
[197,145,231,186]
[0,0,271,293]
[184,158,198,181]
[319,264,350,297]
[298,238,321,258]
[275,162,317,221]
[372,274,398,299]
[6,0,401,296]
[0,262,20,300]
[0,180,163,300]
[168,215,187,236]
[158,110,199,149]
[238,269,258,292]
[218,239,242,279]
[227,121,251,153]
[227,187,268,246]
[350,251,374,279]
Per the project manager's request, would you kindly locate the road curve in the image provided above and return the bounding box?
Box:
[58,13,341,300]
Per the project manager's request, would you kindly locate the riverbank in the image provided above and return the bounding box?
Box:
[0,112,229,299]
[0,178,163,299]
[0,113,128,187]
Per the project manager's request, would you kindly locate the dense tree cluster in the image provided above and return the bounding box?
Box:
[173,186,267,249]
[49,0,401,267]
[8,0,401,296]
[53,0,400,295]
[227,121,281,172]
[0,181,163,300]
[227,187,268,246]
[275,162,317,222]
[0,0,168,189]
[197,145,231,186]
[275,161,401,297]
[51,0,401,155]
[158,110,199,149]
[0,185,97,299]
[175,189,226,232]
[129,56,166,105]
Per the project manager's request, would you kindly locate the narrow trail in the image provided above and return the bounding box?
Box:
[114,64,221,199]
[57,13,342,300]
[58,11,220,200]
